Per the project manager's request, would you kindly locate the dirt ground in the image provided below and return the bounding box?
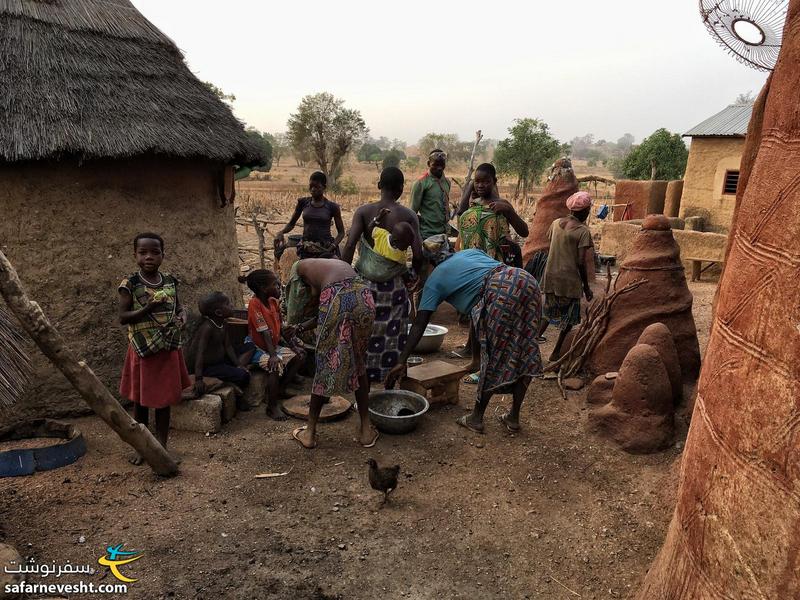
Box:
[0,274,717,600]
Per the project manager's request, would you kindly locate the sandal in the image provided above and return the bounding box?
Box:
[456,415,484,434]
[496,410,521,433]
[291,426,317,449]
[462,372,480,385]
[361,428,380,448]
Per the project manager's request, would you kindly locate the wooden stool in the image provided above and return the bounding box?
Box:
[400,360,467,405]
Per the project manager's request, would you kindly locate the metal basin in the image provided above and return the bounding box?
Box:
[368,390,429,434]
[410,324,448,354]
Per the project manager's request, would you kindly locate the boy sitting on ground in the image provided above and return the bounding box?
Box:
[187,292,251,408]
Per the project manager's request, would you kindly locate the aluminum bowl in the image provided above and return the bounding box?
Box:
[410,324,448,354]
[368,390,429,435]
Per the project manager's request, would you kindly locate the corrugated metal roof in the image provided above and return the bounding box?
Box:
[683,103,753,138]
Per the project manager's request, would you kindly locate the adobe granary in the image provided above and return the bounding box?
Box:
[0,0,263,423]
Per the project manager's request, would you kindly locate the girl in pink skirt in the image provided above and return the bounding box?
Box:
[118,233,190,465]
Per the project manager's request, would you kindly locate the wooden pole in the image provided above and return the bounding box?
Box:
[0,250,179,477]
[464,130,483,189]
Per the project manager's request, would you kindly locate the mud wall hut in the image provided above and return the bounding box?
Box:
[0,0,262,421]
[679,103,752,233]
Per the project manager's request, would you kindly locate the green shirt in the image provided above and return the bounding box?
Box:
[410,172,451,240]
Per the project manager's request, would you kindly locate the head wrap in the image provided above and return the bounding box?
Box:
[566,191,592,212]
[428,150,447,163]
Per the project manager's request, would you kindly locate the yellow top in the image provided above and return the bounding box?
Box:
[372,227,407,264]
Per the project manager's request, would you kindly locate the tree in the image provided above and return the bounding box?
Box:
[493,118,562,200]
[417,133,459,158]
[264,132,289,166]
[382,148,405,169]
[617,133,635,152]
[244,128,273,171]
[286,92,369,187]
[735,90,755,104]
[618,128,688,180]
[203,81,236,104]
[357,143,384,166]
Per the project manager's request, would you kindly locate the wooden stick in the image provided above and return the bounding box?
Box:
[0,250,179,477]
[577,175,616,185]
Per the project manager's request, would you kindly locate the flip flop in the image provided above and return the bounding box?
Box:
[497,411,521,433]
[462,372,480,385]
[536,336,547,343]
[449,347,472,359]
[456,415,485,434]
[361,428,380,448]
[291,426,317,449]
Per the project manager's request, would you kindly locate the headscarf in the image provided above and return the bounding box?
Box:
[566,191,592,212]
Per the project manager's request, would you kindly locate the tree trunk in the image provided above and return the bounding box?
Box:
[650,159,657,180]
[513,177,522,200]
[0,250,179,477]
[638,3,800,596]
[463,130,483,188]
[251,215,266,269]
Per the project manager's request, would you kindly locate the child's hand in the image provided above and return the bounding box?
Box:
[292,345,307,360]
[175,310,187,329]
[283,325,297,339]
[267,354,281,373]
[488,200,514,216]
[376,207,391,222]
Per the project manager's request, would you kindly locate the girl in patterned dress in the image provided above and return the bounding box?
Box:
[118,233,190,465]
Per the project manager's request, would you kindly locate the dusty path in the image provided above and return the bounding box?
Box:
[0,281,717,600]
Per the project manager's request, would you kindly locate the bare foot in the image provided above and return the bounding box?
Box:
[266,405,288,421]
[128,453,144,466]
[292,426,317,449]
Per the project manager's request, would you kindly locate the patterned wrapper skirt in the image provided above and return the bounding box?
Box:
[523,250,548,284]
[472,266,543,396]
[119,347,191,409]
[312,277,376,397]
[543,294,582,330]
[364,275,410,383]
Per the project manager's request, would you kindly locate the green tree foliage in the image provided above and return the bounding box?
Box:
[493,118,562,199]
[287,92,369,186]
[264,132,289,166]
[416,133,482,162]
[382,149,405,169]
[617,128,688,180]
[245,127,273,171]
[358,143,384,165]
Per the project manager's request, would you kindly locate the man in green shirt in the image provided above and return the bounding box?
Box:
[410,149,451,242]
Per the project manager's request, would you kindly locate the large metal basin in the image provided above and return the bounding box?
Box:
[368,390,429,434]
[410,324,448,354]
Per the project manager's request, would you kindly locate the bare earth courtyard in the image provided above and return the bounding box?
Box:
[0,277,717,600]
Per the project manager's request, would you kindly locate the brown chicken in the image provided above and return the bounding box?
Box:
[366,458,400,504]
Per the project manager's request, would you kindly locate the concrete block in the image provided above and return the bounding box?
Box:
[171,394,222,433]
[243,370,267,408]
[216,385,238,423]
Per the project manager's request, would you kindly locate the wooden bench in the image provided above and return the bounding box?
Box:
[400,360,467,406]
[684,256,725,282]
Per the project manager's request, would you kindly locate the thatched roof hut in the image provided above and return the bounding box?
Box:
[0,0,260,421]
[0,0,262,165]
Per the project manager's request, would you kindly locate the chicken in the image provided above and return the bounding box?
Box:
[366,458,400,504]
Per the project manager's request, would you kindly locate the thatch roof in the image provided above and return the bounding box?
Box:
[0,0,263,165]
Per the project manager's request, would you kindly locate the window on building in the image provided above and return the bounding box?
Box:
[723,170,740,195]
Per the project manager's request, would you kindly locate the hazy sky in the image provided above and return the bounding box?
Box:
[132,0,769,146]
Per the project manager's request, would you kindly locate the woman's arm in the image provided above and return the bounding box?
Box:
[341,207,365,265]
[490,200,529,238]
[384,310,433,388]
[276,199,305,241]
[332,205,345,247]
[409,212,424,276]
